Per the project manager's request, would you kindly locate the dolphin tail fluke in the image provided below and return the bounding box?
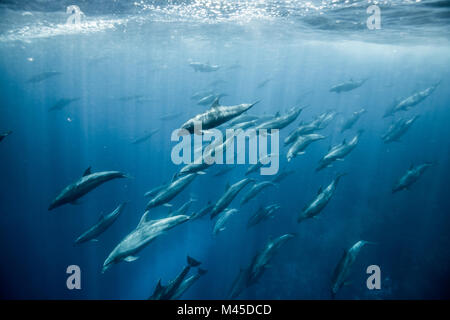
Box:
[187,256,201,267]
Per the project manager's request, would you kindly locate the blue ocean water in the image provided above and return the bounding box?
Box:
[0,0,450,299]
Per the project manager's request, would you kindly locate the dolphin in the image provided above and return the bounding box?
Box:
[228,267,252,300]
[284,121,319,146]
[254,106,305,132]
[74,202,127,244]
[102,214,190,273]
[48,98,80,112]
[191,90,214,101]
[177,134,236,176]
[190,201,214,221]
[0,130,12,143]
[171,268,207,300]
[331,240,375,298]
[145,173,197,211]
[160,112,183,121]
[247,204,280,229]
[232,119,259,131]
[383,82,440,117]
[168,198,196,217]
[180,99,259,134]
[118,95,144,102]
[392,162,433,193]
[314,110,338,130]
[240,181,277,206]
[341,108,366,133]
[197,93,227,106]
[48,167,129,211]
[287,133,325,162]
[247,234,295,284]
[210,178,255,219]
[382,115,419,143]
[316,130,363,171]
[144,181,171,198]
[131,129,159,144]
[189,62,220,72]
[228,233,295,299]
[298,173,346,223]
[256,78,272,89]
[213,208,238,236]
[271,169,295,183]
[227,114,260,127]
[245,153,275,176]
[27,71,61,83]
[330,78,368,93]
[149,256,201,300]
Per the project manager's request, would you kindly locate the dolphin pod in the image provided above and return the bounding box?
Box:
[48,167,129,211]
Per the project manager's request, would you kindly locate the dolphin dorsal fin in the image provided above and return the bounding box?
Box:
[317,186,323,194]
[409,163,414,170]
[211,98,220,109]
[225,182,230,190]
[342,139,347,144]
[275,111,280,117]
[156,279,163,292]
[83,166,92,177]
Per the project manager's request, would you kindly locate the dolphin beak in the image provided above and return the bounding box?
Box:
[250,100,261,108]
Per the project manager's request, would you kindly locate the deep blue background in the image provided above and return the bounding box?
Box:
[1,1,450,299]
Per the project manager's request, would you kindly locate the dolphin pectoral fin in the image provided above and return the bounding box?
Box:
[163,203,173,207]
[124,256,139,262]
[197,171,207,175]
[296,151,305,156]
[343,281,353,287]
[336,158,345,161]
[220,227,226,232]
[70,200,82,205]
[90,239,99,242]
